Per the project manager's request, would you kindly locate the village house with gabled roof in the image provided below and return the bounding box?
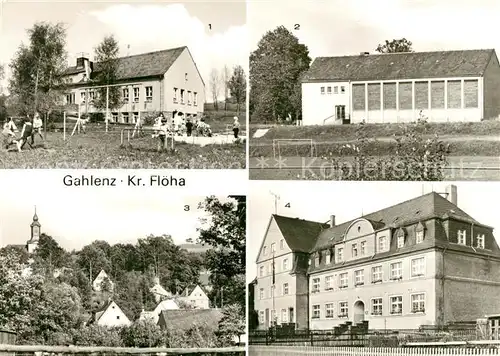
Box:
[139,298,180,324]
[62,46,205,123]
[157,309,222,331]
[301,49,500,125]
[149,276,173,303]
[92,270,114,292]
[253,185,500,331]
[90,300,131,328]
[179,285,210,309]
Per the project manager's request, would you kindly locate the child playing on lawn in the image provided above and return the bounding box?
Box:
[16,117,34,152]
[2,118,19,150]
[32,112,44,144]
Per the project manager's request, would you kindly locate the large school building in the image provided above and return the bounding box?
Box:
[62,46,205,123]
[253,186,500,330]
[301,49,500,125]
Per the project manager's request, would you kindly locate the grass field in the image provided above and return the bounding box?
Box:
[1,129,245,170]
[250,121,500,157]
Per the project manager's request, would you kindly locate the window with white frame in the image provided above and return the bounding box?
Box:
[133,87,139,102]
[271,243,276,253]
[371,298,383,315]
[121,88,129,103]
[145,86,153,102]
[80,91,86,103]
[312,277,320,293]
[354,269,364,286]
[312,305,320,319]
[315,253,320,266]
[334,86,339,94]
[122,112,129,123]
[180,89,185,104]
[320,87,325,95]
[194,92,198,106]
[458,230,467,245]
[411,293,425,312]
[390,296,403,315]
[280,239,284,250]
[411,257,425,277]
[259,266,264,277]
[187,91,192,105]
[371,265,382,283]
[325,275,333,290]
[390,262,402,280]
[89,90,95,101]
[133,112,139,123]
[337,247,344,262]
[477,234,485,249]
[379,236,387,251]
[283,283,289,295]
[325,303,335,318]
[360,241,366,256]
[339,272,348,288]
[327,86,332,94]
[339,302,348,317]
[416,230,424,244]
[259,288,264,299]
[397,231,405,248]
[352,243,358,257]
[282,258,288,271]
[259,311,264,324]
[173,88,178,103]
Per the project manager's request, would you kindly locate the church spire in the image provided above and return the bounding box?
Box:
[33,205,38,222]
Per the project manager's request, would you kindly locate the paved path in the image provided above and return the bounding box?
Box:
[249,156,500,181]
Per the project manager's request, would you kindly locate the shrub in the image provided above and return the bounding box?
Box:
[120,320,165,347]
[71,325,123,347]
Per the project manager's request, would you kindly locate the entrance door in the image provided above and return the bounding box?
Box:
[265,308,270,328]
[353,301,365,324]
[289,307,294,324]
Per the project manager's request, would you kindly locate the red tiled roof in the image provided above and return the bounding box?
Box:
[303,49,495,82]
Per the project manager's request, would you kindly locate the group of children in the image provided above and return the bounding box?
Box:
[2,113,43,152]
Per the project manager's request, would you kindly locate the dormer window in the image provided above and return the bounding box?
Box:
[397,229,405,249]
[378,236,387,252]
[315,252,320,267]
[458,230,467,245]
[416,222,425,244]
[325,250,331,264]
[477,234,485,249]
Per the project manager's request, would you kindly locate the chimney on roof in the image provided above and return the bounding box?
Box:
[446,185,458,206]
[329,215,336,227]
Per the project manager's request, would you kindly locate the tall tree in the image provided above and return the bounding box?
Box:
[250,26,311,122]
[376,38,413,53]
[198,196,245,310]
[209,68,220,110]
[92,35,121,114]
[8,22,67,116]
[222,65,230,111]
[228,65,246,116]
[32,233,70,276]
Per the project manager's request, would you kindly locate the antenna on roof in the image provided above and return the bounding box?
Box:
[269,191,280,215]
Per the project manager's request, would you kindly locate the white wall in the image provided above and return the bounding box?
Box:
[97,302,131,327]
[302,82,350,125]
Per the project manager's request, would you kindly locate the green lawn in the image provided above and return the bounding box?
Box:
[0,130,245,169]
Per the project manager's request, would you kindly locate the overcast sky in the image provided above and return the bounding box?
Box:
[247,182,500,284]
[0,171,237,252]
[249,0,500,58]
[0,0,247,99]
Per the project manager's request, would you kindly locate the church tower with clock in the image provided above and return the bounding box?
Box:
[27,207,41,254]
